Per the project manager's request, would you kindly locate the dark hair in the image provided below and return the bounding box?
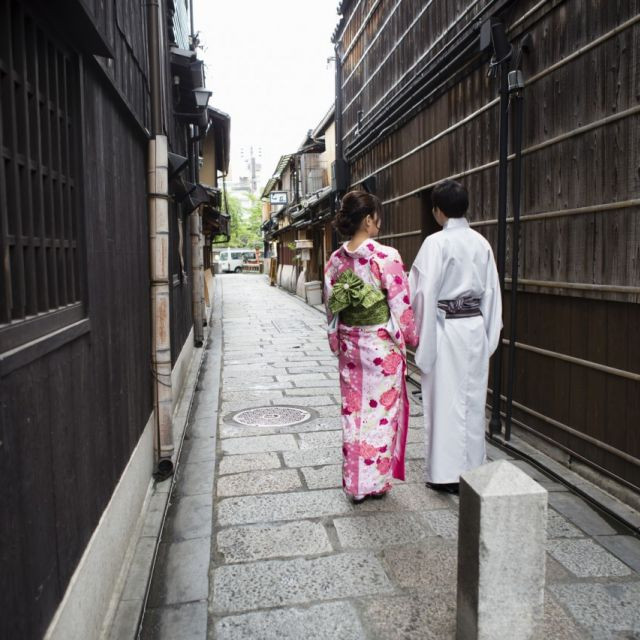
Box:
[334,190,382,237]
[432,179,469,218]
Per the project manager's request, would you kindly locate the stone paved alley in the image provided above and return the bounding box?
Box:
[137,274,640,639]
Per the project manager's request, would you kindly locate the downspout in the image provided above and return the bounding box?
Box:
[196,129,206,333]
[190,125,204,347]
[487,18,512,438]
[189,4,206,346]
[504,74,523,441]
[147,0,174,475]
[190,205,204,347]
[504,34,531,441]
[333,42,349,200]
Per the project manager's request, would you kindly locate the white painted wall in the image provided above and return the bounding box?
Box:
[44,413,155,640]
[171,327,195,411]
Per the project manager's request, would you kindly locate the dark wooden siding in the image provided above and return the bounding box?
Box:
[337,0,640,489]
[501,292,640,489]
[277,228,296,266]
[0,3,153,638]
[87,0,151,131]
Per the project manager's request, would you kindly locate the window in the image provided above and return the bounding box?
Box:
[231,251,243,260]
[0,3,83,351]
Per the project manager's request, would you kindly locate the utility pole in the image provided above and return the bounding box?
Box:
[240,145,261,193]
[249,146,257,193]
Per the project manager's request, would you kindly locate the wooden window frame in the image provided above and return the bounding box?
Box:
[0,2,87,355]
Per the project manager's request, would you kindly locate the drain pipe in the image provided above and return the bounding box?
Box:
[504,71,523,442]
[189,0,206,348]
[190,124,206,347]
[505,34,532,441]
[487,18,512,438]
[333,43,349,199]
[147,0,174,475]
[190,204,204,347]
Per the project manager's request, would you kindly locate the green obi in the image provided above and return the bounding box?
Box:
[329,269,390,327]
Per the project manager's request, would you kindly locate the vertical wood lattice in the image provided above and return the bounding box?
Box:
[0,1,81,342]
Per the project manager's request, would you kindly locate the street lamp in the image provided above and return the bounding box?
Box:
[193,87,212,110]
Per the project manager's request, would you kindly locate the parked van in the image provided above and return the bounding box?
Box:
[215,248,257,273]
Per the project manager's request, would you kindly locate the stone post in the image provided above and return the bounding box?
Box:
[456,460,548,640]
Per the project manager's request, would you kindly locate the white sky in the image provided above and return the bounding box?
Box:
[194,0,338,192]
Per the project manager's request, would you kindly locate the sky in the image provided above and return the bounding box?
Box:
[194,0,338,193]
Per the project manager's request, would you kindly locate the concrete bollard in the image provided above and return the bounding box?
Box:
[456,460,548,640]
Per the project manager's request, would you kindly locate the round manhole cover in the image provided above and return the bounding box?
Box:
[231,406,312,427]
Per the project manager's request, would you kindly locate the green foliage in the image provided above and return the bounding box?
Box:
[225,192,263,249]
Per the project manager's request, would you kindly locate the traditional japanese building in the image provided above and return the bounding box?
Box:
[262,107,337,298]
[333,1,640,495]
[0,1,230,637]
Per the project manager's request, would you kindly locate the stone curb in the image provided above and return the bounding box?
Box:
[491,434,640,535]
[105,278,223,640]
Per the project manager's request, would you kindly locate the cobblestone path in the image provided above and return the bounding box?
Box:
[143,274,640,639]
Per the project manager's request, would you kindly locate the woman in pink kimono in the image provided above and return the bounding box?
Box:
[324,191,419,503]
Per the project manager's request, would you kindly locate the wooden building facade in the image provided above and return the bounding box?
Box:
[334,0,640,491]
[0,1,229,637]
[262,108,338,296]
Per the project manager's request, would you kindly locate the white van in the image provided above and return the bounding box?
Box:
[215,248,257,273]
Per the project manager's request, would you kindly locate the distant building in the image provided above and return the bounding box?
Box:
[262,107,336,297]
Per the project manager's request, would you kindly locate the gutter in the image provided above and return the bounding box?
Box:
[333,42,349,195]
[190,203,205,347]
[147,0,174,474]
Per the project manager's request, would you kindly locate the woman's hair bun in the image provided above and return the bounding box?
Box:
[333,190,382,237]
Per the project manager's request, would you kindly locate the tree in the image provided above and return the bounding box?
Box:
[225,192,263,248]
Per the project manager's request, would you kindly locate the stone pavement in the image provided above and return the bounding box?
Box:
[141,274,640,640]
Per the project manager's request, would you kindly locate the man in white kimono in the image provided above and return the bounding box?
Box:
[409,180,502,494]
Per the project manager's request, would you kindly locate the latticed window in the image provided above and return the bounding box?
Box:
[0,1,83,351]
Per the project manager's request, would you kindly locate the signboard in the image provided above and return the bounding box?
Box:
[269,191,288,205]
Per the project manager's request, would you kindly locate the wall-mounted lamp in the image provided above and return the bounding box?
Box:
[193,87,212,110]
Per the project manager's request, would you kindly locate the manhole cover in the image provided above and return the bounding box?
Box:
[231,406,312,427]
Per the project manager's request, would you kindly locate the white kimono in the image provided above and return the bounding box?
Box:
[409,217,502,484]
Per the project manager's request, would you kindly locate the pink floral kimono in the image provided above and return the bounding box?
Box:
[324,240,419,499]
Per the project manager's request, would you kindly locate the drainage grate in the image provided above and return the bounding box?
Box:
[230,406,312,427]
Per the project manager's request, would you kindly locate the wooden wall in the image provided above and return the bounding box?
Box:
[87,0,152,132]
[502,292,640,489]
[0,63,152,640]
[87,0,195,365]
[1,0,201,634]
[277,228,296,266]
[0,0,188,636]
[336,0,640,489]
